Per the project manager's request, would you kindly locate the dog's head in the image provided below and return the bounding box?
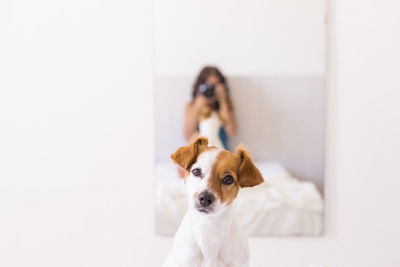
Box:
[171,137,264,215]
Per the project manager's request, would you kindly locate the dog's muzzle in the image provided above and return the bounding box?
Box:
[198,191,215,209]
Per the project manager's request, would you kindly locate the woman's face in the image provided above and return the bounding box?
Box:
[206,74,220,86]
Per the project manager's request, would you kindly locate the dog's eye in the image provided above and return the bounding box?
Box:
[192,168,202,177]
[222,175,234,185]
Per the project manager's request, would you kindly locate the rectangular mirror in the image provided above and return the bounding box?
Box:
[154,0,325,236]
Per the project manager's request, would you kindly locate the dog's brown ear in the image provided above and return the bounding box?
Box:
[171,137,209,170]
[235,144,264,188]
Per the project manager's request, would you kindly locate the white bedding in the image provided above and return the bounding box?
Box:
[155,161,323,236]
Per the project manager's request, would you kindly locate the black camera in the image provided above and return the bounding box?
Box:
[198,83,215,98]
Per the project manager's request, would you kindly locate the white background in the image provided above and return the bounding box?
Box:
[155,0,324,75]
[1,0,400,267]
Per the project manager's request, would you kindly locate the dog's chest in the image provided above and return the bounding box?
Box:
[199,113,223,149]
[199,113,221,136]
[192,215,232,258]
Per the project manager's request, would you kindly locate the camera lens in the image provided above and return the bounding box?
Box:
[199,84,215,98]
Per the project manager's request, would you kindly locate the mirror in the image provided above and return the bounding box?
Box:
[154,0,325,236]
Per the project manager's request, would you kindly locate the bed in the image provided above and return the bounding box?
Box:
[155,160,323,236]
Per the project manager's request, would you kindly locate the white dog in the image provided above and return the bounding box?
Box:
[163,137,264,267]
[198,106,224,149]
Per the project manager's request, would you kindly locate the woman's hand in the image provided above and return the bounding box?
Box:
[193,92,208,112]
[215,83,228,104]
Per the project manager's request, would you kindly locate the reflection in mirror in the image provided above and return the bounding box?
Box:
[154,0,325,236]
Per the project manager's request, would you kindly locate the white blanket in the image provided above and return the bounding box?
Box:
[155,161,323,235]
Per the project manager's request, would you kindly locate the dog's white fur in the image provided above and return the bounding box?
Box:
[198,112,224,149]
[163,143,262,267]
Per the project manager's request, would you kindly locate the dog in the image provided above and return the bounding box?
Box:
[163,137,264,267]
[198,106,225,149]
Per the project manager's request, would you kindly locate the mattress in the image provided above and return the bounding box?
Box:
[155,160,323,236]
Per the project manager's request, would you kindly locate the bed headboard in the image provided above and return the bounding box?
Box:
[155,75,325,190]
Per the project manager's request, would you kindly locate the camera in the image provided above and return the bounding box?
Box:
[198,83,215,98]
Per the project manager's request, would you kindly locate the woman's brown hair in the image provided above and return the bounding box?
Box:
[192,66,233,110]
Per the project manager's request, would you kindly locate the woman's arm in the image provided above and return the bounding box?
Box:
[219,100,236,136]
[184,103,199,143]
[215,84,236,136]
[184,96,207,143]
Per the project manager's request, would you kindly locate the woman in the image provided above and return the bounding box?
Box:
[184,66,236,150]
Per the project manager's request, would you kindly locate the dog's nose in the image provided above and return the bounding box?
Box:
[198,192,215,207]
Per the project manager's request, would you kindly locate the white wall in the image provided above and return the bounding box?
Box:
[1,1,400,267]
[155,0,325,75]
